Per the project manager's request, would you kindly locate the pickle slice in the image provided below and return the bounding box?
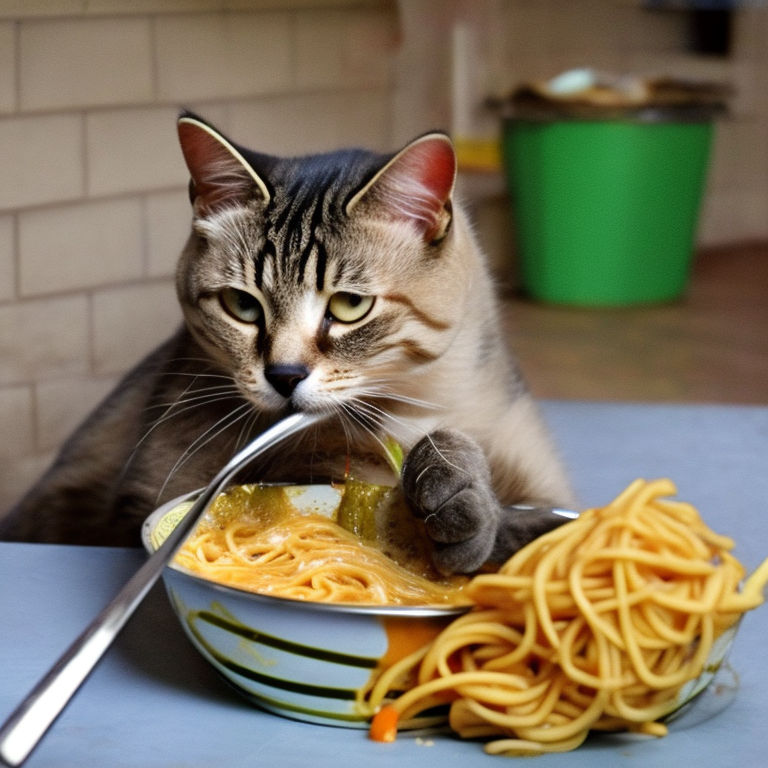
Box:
[336,477,392,543]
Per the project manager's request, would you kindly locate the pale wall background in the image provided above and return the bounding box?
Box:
[1,0,766,513]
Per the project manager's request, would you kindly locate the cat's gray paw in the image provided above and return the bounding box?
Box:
[488,507,569,566]
[402,430,572,574]
[402,429,501,575]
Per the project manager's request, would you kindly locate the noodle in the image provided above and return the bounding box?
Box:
[174,486,469,606]
[368,478,768,755]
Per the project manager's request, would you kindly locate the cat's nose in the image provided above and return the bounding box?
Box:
[264,363,310,399]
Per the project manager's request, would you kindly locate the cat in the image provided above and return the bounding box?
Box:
[0,111,576,574]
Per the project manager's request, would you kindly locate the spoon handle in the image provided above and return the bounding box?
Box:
[0,411,320,767]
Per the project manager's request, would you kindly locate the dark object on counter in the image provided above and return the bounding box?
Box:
[689,8,733,56]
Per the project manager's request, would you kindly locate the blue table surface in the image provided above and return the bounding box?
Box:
[1,401,767,767]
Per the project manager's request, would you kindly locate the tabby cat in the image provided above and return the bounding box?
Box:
[0,112,575,574]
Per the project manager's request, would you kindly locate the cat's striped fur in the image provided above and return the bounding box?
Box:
[0,113,574,571]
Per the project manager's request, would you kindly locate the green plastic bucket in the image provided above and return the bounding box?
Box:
[502,118,714,306]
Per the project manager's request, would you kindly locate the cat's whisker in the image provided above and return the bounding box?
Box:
[234,408,261,451]
[338,402,395,463]
[346,394,426,440]
[174,401,252,468]
[333,402,372,442]
[326,400,356,460]
[144,385,240,412]
[344,399,388,431]
[141,393,243,435]
[146,374,199,415]
[122,380,225,470]
[144,368,237,414]
[335,395,391,441]
[156,401,253,503]
[357,380,444,411]
[338,382,444,435]
[423,433,472,480]
[378,393,443,410]
[114,391,247,496]
[153,359,242,386]
[153,359,237,381]
[342,387,465,480]
[123,369,242,483]
[156,371,237,383]
[321,383,424,449]
[318,392,363,438]
[164,356,230,368]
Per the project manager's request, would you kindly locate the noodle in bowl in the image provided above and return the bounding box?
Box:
[141,486,468,729]
[143,480,754,741]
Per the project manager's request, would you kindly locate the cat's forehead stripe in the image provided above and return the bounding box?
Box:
[253,179,337,293]
[315,240,328,292]
[243,151,384,296]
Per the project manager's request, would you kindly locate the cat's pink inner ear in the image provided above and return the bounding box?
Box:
[380,136,456,242]
[178,118,264,216]
[352,134,456,243]
[396,136,456,207]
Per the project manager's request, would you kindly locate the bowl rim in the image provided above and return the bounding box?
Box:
[142,487,471,619]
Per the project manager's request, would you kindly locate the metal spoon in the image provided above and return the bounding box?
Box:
[0,410,322,768]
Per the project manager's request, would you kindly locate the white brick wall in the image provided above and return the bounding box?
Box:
[19,198,145,296]
[0,385,35,458]
[0,114,84,209]
[228,90,392,155]
[0,22,15,113]
[154,12,293,101]
[0,454,53,515]
[91,280,181,375]
[86,107,188,196]
[0,215,14,301]
[19,17,154,110]
[35,375,117,452]
[294,8,395,90]
[0,295,90,385]
[145,189,191,278]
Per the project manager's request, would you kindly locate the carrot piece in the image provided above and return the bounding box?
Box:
[369,705,400,743]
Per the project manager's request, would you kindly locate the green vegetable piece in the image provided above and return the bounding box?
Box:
[381,436,404,477]
[210,484,294,528]
[336,477,394,544]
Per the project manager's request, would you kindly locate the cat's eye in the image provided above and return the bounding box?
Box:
[327,292,375,324]
[220,287,263,324]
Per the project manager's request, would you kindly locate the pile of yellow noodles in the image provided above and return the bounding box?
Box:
[176,510,468,607]
[367,478,768,755]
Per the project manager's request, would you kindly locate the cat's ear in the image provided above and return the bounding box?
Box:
[346,133,456,244]
[177,114,270,216]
